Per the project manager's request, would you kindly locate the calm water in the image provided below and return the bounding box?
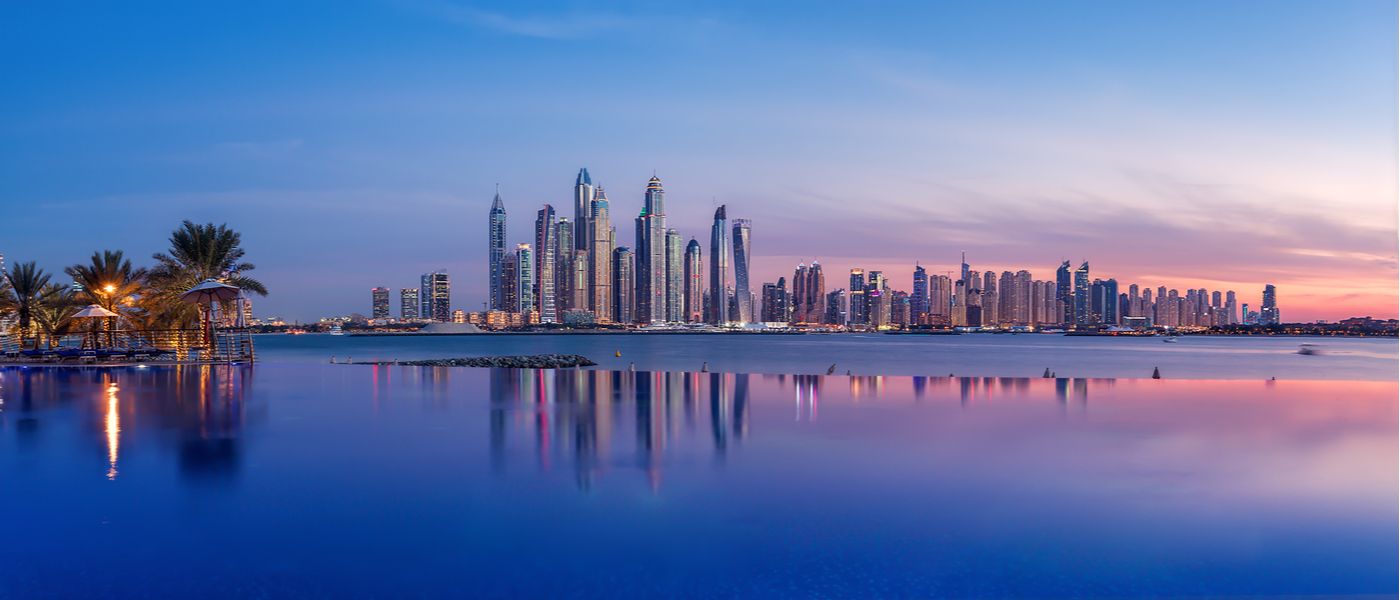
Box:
[0,364,1394,599]
[257,332,1399,381]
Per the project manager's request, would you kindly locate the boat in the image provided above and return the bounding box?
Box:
[1297,344,1320,355]
[328,324,344,336]
[1162,336,1177,343]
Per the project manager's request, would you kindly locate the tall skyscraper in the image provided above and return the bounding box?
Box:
[488,187,507,311]
[1055,261,1073,326]
[574,169,593,252]
[731,219,752,324]
[666,228,683,322]
[912,264,928,323]
[635,175,668,324]
[1073,261,1091,327]
[371,287,390,319]
[960,251,970,283]
[589,187,613,323]
[501,251,519,313]
[792,264,809,323]
[516,243,534,314]
[1261,284,1279,324]
[684,238,703,323]
[535,206,557,323]
[421,271,450,322]
[613,247,634,324]
[709,206,730,325]
[1225,290,1238,324]
[805,262,825,325]
[399,288,418,320]
[555,218,573,315]
[848,268,866,326]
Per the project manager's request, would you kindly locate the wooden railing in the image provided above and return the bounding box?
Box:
[0,327,257,363]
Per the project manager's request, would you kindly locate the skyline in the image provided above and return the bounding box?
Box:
[1,2,1395,322]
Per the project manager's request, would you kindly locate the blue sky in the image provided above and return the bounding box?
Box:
[2,1,1395,321]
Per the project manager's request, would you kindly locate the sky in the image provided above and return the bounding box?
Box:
[1,1,1395,322]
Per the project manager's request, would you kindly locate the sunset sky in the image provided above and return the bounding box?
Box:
[2,1,1395,322]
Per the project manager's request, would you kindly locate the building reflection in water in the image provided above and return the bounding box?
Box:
[0,365,256,486]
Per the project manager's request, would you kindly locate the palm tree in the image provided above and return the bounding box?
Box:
[4,262,52,347]
[145,221,268,328]
[65,250,147,328]
[32,284,80,349]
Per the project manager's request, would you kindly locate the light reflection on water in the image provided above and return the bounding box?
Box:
[0,364,1394,599]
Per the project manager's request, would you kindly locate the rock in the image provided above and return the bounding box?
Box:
[355,354,597,369]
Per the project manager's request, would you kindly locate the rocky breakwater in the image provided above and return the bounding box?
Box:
[358,354,597,368]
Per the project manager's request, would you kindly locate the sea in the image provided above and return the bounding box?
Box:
[256,332,1398,381]
[0,364,1393,598]
[1,335,1395,597]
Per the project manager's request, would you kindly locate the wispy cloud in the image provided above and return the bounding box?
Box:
[405,1,642,39]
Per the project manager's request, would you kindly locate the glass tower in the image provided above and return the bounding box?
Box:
[731,219,752,324]
[709,206,729,325]
[488,188,507,311]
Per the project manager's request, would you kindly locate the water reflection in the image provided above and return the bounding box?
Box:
[0,365,256,485]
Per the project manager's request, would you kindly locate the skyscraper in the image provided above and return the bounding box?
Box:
[848,268,866,326]
[501,251,519,313]
[488,187,507,311]
[805,262,825,325]
[516,243,534,314]
[555,218,573,315]
[535,206,557,323]
[1261,284,1279,324]
[793,264,809,324]
[399,288,418,320]
[636,175,667,324]
[709,205,729,325]
[666,228,683,322]
[731,219,752,324]
[684,238,703,323]
[371,287,390,319]
[589,187,613,323]
[1073,261,1090,327]
[421,271,450,322]
[1055,261,1073,326]
[613,247,634,324]
[912,264,928,323]
[574,169,593,252]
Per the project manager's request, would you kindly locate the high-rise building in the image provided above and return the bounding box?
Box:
[1013,270,1032,325]
[1225,290,1238,324]
[912,265,928,322]
[570,249,589,315]
[371,287,390,319]
[1261,284,1279,324]
[731,219,753,324]
[535,206,557,323]
[825,288,846,326]
[501,251,519,313]
[806,262,825,325]
[666,228,683,323]
[399,288,419,320]
[684,238,703,323]
[709,206,730,325]
[635,176,668,324]
[556,218,575,317]
[847,268,866,326]
[932,275,951,319]
[589,187,613,323]
[421,271,450,322]
[793,264,809,323]
[574,169,593,253]
[982,271,998,325]
[488,187,507,311]
[613,247,634,324]
[1073,261,1090,327]
[1055,261,1073,326]
[516,243,534,314]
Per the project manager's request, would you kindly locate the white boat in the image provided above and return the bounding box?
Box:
[328,323,344,336]
[1163,336,1177,343]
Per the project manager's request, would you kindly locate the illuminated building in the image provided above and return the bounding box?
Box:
[613,247,634,324]
[709,206,729,325]
[489,187,507,310]
[684,238,703,322]
[1056,261,1072,326]
[731,219,753,324]
[589,187,613,323]
[667,228,683,322]
[574,169,593,253]
[1261,284,1279,324]
[371,287,390,319]
[847,268,866,326]
[912,265,928,322]
[535,206,557,323]
[400,288,419,320]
